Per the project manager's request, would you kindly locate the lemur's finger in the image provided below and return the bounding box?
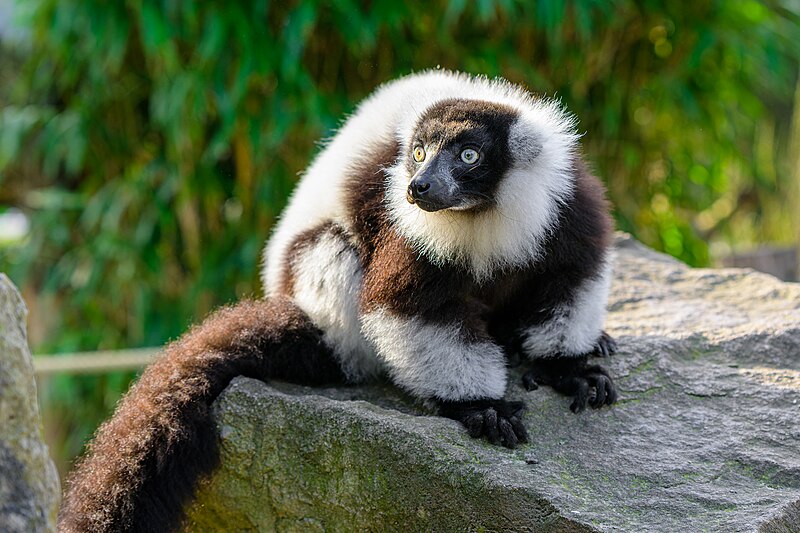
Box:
[463,412,484,437]
[569,379,590,413]
[484,408,501,445]
[591,376,609,407]
[509,415,529,444]
[604,379,619,405]
[498,417,518,448]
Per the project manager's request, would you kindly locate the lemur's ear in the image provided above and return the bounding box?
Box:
[508,116,543,166]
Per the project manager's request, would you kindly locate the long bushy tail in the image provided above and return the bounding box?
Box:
[58,297,343,533]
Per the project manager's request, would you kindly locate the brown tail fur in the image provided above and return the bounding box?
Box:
[58,297,343,532]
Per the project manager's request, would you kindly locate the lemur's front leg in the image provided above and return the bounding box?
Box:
[518,267,619,413]
[361,306,528,448]
[360,243,528,448]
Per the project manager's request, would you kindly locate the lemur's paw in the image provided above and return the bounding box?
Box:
[592,331,618,357]
[526,357,618,413]
[563,363,618,413]
[437,399,529,449]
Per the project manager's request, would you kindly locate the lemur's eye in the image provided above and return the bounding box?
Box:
[460,148,479,164]
[413,146,426,163]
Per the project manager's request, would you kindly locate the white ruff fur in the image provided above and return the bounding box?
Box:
[262,70,580,289]
[290,229,383,381]
[361,308,507,401]
[522,254,613,358]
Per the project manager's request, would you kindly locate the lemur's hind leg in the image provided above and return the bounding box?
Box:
[523,355,617,412]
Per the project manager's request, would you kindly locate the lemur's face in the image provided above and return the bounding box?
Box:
[405,99,517,212]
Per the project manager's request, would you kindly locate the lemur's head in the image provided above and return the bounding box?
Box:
[404,99,541,213]
[385,78,580,280]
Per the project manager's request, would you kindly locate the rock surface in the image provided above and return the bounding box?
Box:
[185,235,800,532]
[0,274,60,532]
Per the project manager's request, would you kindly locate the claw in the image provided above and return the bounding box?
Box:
[606,335,618,354]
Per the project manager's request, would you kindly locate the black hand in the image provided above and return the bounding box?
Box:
[437,398,529,448]
[524,356,618,413]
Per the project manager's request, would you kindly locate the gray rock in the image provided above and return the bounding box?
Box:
[185,235,800,532]
[0,274,60,532]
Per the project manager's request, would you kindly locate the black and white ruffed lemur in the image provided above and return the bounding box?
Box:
[59,70,618,532]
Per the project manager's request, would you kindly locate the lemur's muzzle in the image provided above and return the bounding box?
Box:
[407,159,456,212]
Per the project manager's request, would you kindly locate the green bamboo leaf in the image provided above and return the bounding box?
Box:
[281,2,318,78]
[139,0,170,52]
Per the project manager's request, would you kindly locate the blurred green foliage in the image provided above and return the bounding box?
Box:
[0,0,798,476]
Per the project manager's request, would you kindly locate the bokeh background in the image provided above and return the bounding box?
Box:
[1,0,798,479]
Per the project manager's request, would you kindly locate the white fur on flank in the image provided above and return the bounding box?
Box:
[290,227,383,381]
[361,308,507,401]
[262,69,580,290]
[522,255,614,358]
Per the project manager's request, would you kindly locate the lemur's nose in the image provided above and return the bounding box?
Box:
[409,180,431,199]
[406,173,452,212]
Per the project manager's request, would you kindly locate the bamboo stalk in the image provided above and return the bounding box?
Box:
[33,348,158,376]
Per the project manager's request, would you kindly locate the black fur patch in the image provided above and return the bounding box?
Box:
[485,159,613,349]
